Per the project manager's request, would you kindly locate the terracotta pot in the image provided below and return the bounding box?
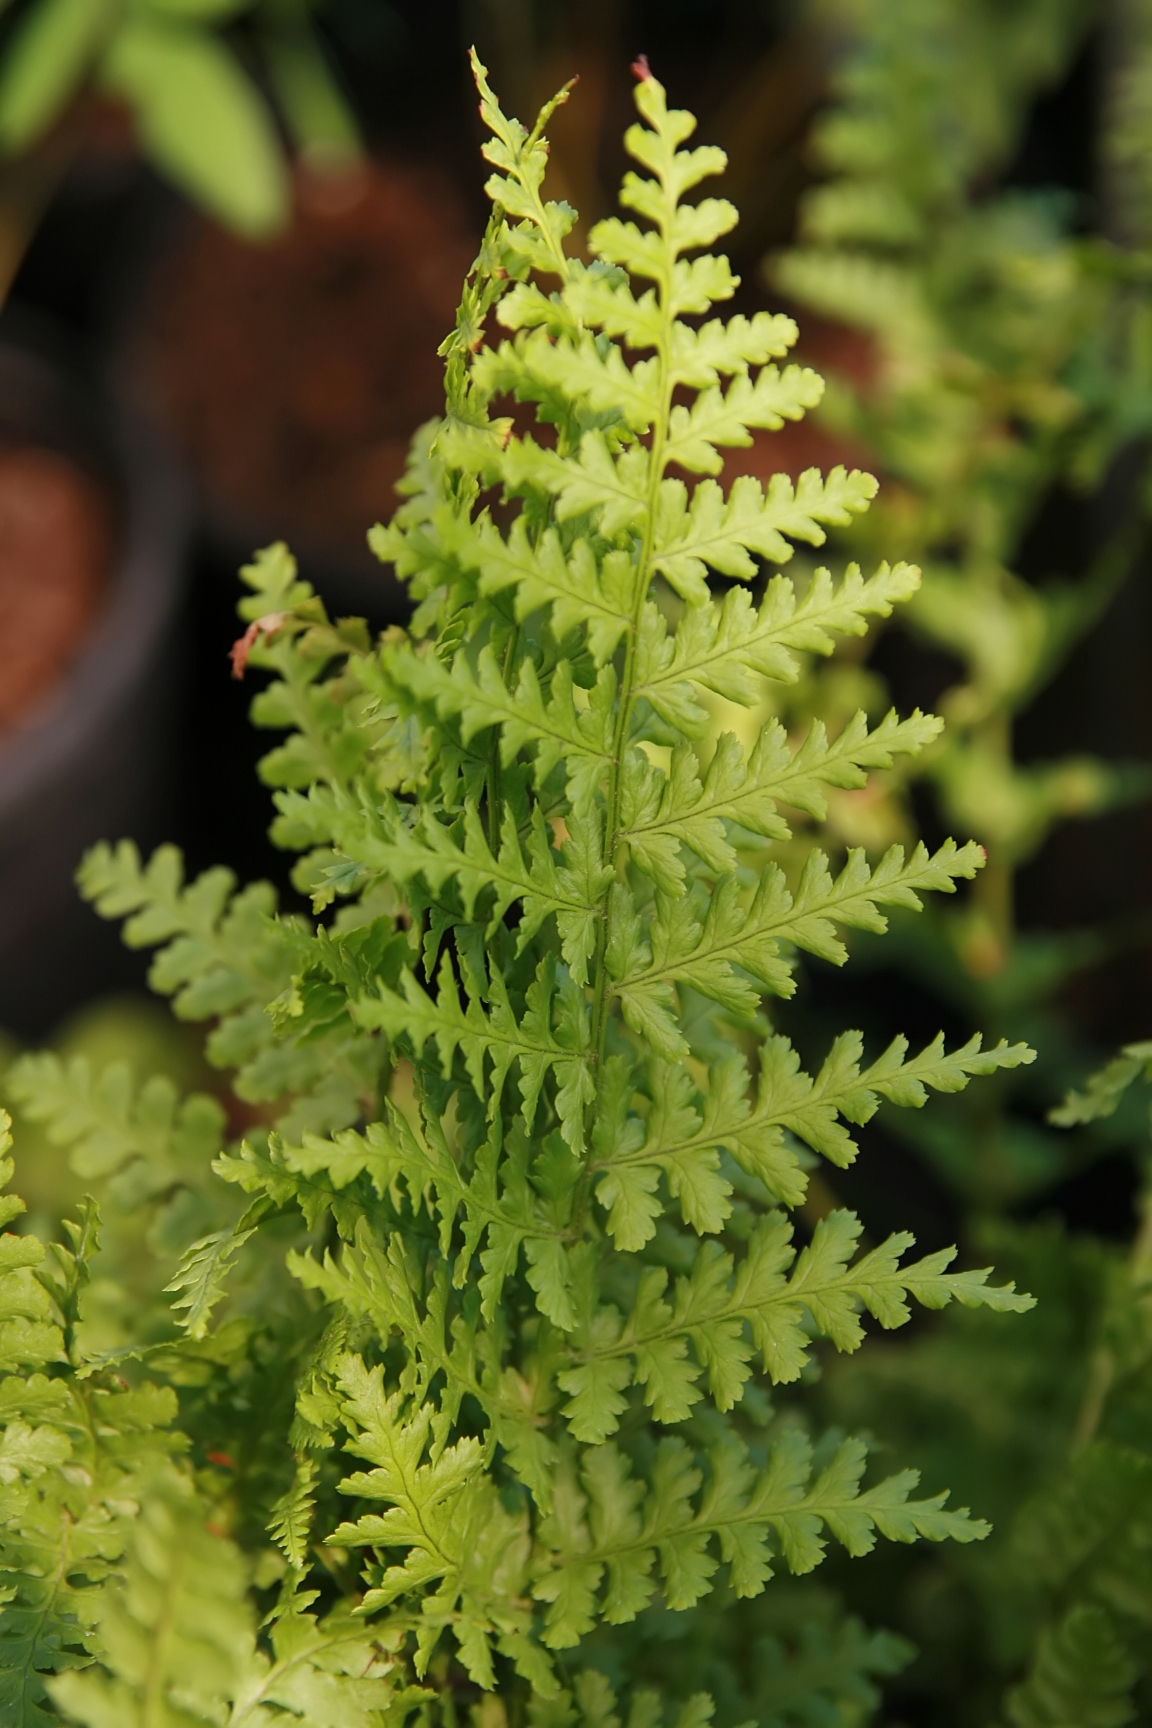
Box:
[130,160,478,626]
[0,320,189,1037]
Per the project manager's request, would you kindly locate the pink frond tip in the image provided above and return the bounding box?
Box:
[230,611,287,679]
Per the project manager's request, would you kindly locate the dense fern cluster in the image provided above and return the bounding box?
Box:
[0,59,1039,1724]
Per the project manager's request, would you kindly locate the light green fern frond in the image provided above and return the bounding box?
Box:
[0,52,1042,1718]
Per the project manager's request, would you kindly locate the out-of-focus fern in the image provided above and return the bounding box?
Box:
[759,12,1152,1718]
[774,0,1152,1216]
[0,1111,184,1727]
[0,53,1038,1725]
[49,1472,406,1728]
[814,1042,1152,1725]
[996,1044,1152,1726]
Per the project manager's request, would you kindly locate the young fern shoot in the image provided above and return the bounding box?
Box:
[0,55,1038,1725]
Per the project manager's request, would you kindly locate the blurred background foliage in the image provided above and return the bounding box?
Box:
[2,1,1152,1725]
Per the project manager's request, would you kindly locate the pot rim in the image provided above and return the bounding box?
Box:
[0,329,189,821]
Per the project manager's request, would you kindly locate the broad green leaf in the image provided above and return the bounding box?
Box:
[99,19,289,236]
[0,0,114,150]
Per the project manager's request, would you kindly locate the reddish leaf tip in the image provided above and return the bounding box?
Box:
[631,53,651,81]
[229,623,260,680]
[229,612,287,680]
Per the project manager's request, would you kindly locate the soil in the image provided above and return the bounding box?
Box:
[136,161,479,572]
[0,445,114,731]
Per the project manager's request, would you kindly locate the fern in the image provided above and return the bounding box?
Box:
[0,53,1039,1723]
[772,0,1152,1214]
[0,1116,184,1727]
[49,1470,404,1727]
[984,1041,1152,1727]
[1006,1605,1138,1728]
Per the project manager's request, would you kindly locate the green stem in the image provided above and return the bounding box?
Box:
[1070,1344,1114,1454]
[581,188,678,1180]
[1071,1184,1152,1452]
[970,708,1014,967]
[488,628,520,851]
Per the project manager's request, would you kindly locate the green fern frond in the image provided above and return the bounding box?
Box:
[354,951,594,1155]
[532,1430,986,1651]
[49,1471,402,1728]
[163,1204,269,1340]
[0,1140,190,1724]
[0,53,1041,1718]
[619,708,942,891]
[610,842,986,1058]
[1006,1604,1138,1728]
[1049,1041,1152,1126]
[557,1207,1032,1441]
[633,565,921,735]
[6,1052,224,1188]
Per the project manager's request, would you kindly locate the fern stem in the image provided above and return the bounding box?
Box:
[968,709,1015,971]
[1071,1186,1152,1451]
[489,628,520,851]
[16,1506,74,1713]
[584,211,677,1158]
[1070,1344,1115,1453]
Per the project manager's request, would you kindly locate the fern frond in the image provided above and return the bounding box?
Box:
[75,841,382,1134]
[277,1101,576,1328]
[49,1471,402,1727]
[530,1668,717,1728]
[445,515,635,665]
[634,564,923,735]
[619,709,942,891]
[557,1209,1032,1441]
[322,798,609,985]
[0,56,1042,1720]
[611,841,985,1056]
[1049,1041,1152,1126]
[386,644,616,816]
[163,1204,269,1340]
[354,953,594,1154]
[652,468,878,599]
[289,1224,560,1505]
[470,47,577,284]
[592,1031,1030,1245]
[1013,1437,1152,1605]
[533,1430,986,1650]
[330,1354,556,1696]
[267,1455,319,1574]
[6,1052,224,1185]
[0,1145,191,1723]
[1006,1604,1137,1728]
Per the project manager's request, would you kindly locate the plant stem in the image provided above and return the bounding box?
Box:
[586,233,676,1091]
[1071,1183,1152,1452]
[970,708,1015,969]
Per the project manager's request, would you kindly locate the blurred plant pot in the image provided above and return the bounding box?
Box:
[127,159,479,625]
[0,317,188,1038]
